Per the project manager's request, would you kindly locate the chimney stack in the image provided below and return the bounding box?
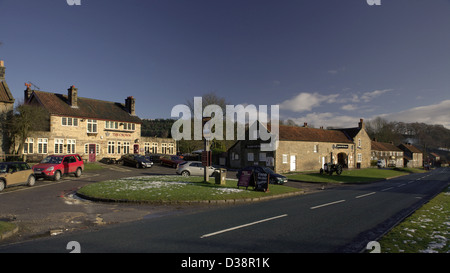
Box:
[68,85,78,108]
[358,118,365,129]
[0,60,5,81]
[125,96,136,115]
[24,83,33,102]
[303,122,308,128]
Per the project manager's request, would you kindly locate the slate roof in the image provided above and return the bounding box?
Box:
[371,141,403,152]
[278,125,353,143]
[28,90,141,124]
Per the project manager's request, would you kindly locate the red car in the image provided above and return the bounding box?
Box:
[33,154,84,181]
[160,155,185,168]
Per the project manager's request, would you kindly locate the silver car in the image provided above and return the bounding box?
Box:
[176,161,218,177]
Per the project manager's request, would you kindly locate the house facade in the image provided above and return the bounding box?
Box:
[371,140,404,167]
[228,119,372,173]
[20,85,176,162]
[398,143,423,168]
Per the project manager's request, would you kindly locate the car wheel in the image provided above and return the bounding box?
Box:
[181,171,190,177]
[75,168,82,177]
[54,171,62,181]
[0,180,5,192]
[27,175,36,187]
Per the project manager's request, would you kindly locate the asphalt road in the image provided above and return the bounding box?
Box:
[1,167,448,253]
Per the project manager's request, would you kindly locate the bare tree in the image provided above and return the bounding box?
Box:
[6,103,49,154]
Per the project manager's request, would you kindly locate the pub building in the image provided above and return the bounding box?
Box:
[19,85,176,162]
[228,119,371,173]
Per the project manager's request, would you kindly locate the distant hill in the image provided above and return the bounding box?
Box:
[141,118,175,138]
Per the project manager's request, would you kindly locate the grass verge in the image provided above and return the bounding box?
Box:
[0,221,17,237]
[378,186,449,253]
[77,175,301,203]
[286,168,425,183]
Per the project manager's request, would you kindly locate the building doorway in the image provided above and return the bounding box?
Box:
[88,144,96,162]
[290,155,296,171]
[337,152,348,168]
[133,144,139,154]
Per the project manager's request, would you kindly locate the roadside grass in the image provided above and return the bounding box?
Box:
[77,175,301,202]
[378,186,449,253]
[286,168,425,183]
[0,221,16,236]
[84,162,105,171]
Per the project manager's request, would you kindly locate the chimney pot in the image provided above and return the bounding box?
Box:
[303,122,308,128]
[0,60,5,80]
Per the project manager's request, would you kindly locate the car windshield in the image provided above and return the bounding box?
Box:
[262,167,275,174]
[41,156,63,164]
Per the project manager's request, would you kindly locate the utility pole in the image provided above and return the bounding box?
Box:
[202,117,212,182]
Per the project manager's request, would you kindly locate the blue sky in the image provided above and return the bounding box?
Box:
[1,0,449,128]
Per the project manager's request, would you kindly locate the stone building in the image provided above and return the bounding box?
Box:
[19,85,176,162]
[371,140,404,167]
[0,60,15,155]
[228,119,372,173]
[398,143,423,168]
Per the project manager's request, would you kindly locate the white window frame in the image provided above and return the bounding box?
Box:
[87,119,98,133]
[54,139,64,154]
[152,143,158,153]
[144,142,151,153]
[168,143,174,154]
[282,154,288,164]
[108,141,115,154]
[123,142,130,154]
[67,139,76,153]
[62,117,78,127]
[24,138,34,154]
[38,138,48,154]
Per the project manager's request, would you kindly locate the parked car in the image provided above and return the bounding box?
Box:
[176,161,218,177]
[0,162,36,192]
[377,159,386,168]
[236,166,287,185]
[160,155,185,168]
[32,154,84,181]
[119,154,153,168]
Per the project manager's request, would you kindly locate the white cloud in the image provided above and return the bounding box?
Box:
[358,89,393,102]
[341,104,358,111]
[279,92,339,112]
[378,100,450,129]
